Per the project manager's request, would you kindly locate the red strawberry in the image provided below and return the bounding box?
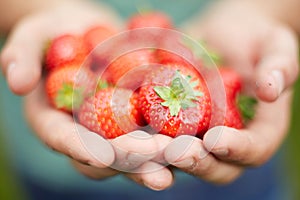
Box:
[155,35,206,74]
[139,65,211,138]
[127,11,173,30]
[210,67,244,129]
[45,65,95,113]
[156,49,196,68]
[78,88,145,139]
[220,67,243,129]
[219,67,242,99]
[45,34,88,71]
[83,25,117,73]
[84,25,117,52]
[104,49,157,89]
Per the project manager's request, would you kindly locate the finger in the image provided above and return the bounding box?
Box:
[109,131,160,172]
[71,159,118,179]
[0,17,50,95]
[255,26,299,101]
[24,83,115,168]
[151,134,173,164]
[125,161,174,191]
[165,135,243,184]
[203,90,292,166]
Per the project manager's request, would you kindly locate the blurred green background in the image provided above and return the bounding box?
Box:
[285,75,300,199]
[0,36,28,200]
[0,119,27,200]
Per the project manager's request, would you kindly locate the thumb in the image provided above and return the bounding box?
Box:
[0,17,49,95]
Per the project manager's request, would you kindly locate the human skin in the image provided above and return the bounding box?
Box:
[0,0,299,191]
[166,0,299,181]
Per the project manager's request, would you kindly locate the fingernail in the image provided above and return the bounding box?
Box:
[271,70,284,96]
[203,126,224,152]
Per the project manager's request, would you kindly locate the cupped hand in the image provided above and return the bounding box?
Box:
[164,90,292,184]
[1,1,174,190]
[0,0,120,95]
[164,0,298,184]
[24,79,174,191]
[184,0,299,102]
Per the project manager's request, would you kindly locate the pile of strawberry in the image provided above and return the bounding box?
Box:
[44,11,256,139]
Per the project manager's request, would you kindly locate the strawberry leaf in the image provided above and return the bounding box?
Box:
[154,86,172,100]
[181,99,197,109]
[169,101,181,116]
[154,71,204,117]
[161,101,171,107]
[238,95,257,123]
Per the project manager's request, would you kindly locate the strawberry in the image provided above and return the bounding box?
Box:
[218,67,242,100]
[219,67,243,129]
[210,67,256,129]
[83,25,117,74]
[83,25,117,52]
[155,36,206,73]
[103,49,157,89]
[78,88,144,139]
[127,11,173,30]
[45,34,88,71]
[45,65,95,113]
[156,49,195,68]
[139,65,211,138]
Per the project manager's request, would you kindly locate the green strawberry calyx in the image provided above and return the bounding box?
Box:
[55,83,85,111]
[97,80,111,91]
[237,94,258,123]
[154,71,203,116]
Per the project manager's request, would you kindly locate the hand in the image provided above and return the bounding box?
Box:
[163,0,298,184]
[184,0,299,102]
[24,82,174,190]
[164,90,292,184]
[0,0,120,95]
[1,1,174,190]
